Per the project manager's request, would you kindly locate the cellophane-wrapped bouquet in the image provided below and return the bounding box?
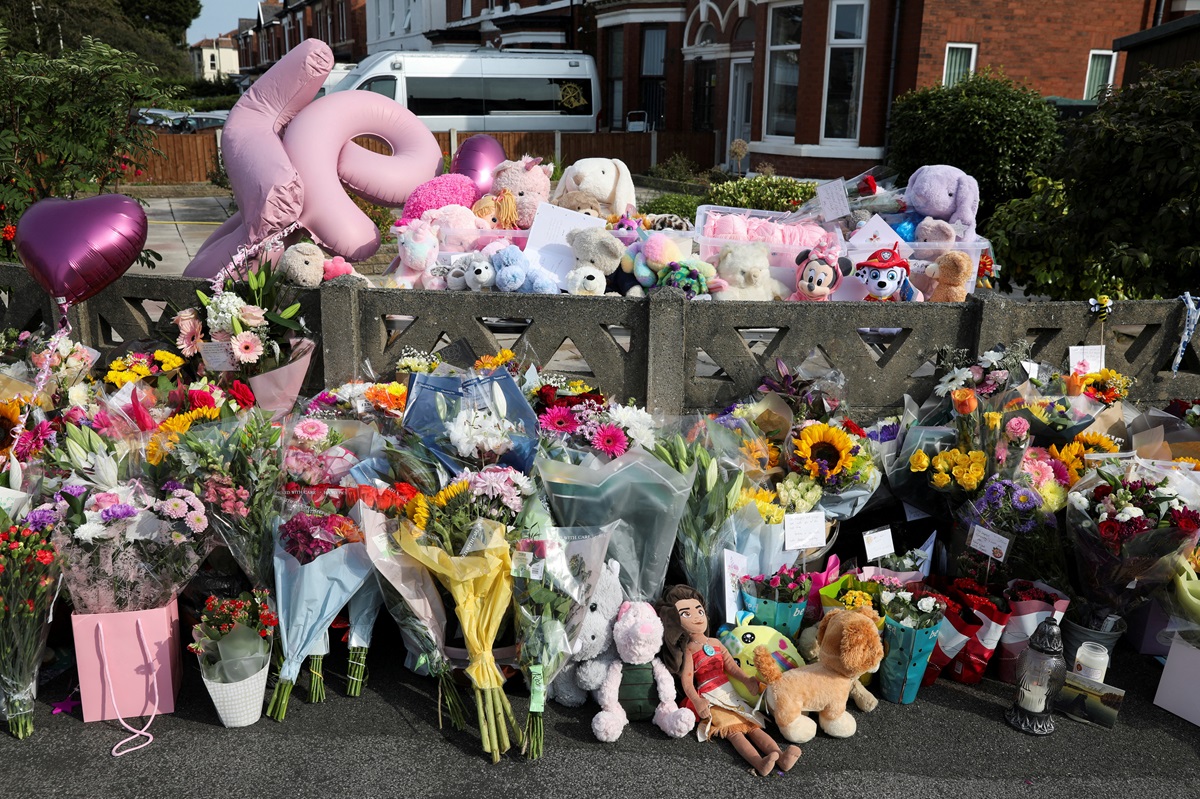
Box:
[266,502,376,720]
[0,508,62,739]
[1065,461,1200,631]
[189,588,279,684]
[788,419,881,521]
[511,524,614,759]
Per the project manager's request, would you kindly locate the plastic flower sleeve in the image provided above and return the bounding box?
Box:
[512,523,616,758]
[536,449,695,602]
[195,624,271,684]
[878,616,941,704]
[1129,408,1200,461]
[266,510,374,721]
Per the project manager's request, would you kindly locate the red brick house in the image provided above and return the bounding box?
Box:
[588,0,1162,178]
[235,0,369,76]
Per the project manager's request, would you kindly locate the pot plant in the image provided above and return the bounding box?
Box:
[190,589,279,728]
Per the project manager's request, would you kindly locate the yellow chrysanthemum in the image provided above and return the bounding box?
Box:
[1174,457,1200,469]
[159,414,195,436]
[109,358,127,372]
[1074,431,1119,455]
[130,363,152,377]
[840,590,874,610]
[432,480,469,508]
[154,351,185,371]
[909,450,930,472]
[792,423,856,480]
[932,472,951,488]
[104,369,139,388]
[405,495,430,530]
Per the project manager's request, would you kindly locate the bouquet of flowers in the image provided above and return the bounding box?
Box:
[189,588,278,727]
[994,579,1070,684]
[1005,387,1100,448]
[511,525,613,759]
[266,503,376,720]
[932,344,1029,408]
[922,577,1010,686]
[908,445,987,507]
[103,349,185,391]
[520,365,606,418]
[861,546,932,587]
[0,510,62,738]
[396,500,522,761]
[1020,447,1073,511]
[305,381,409,421]
[739,565,811,638]
[952,477,1070,594]
[877,589,946,704]
[23,335,96,409]
[173,262,315,414]
[1081,368,1133,409]
[405,369,539,475]
[819,573,893,625]
[47,480,208,614]
[1065,462,1200,630]
[395,347,442,380]
[539,399,657,463]
[147,411,282,589]
[788,420,880,520]
[280,417,388,500]
[757,354,845,424]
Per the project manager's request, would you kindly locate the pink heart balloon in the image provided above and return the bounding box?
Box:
[451,134,508,195]
[16,194,147,307]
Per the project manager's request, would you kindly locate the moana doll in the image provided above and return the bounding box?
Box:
[658,585,802,776]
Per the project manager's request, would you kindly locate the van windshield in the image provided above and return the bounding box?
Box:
[405,77,592,116]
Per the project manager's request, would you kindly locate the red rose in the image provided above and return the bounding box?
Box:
[1092,484,1113,500]
[1098,519,1122,540]
[229,380,256,409]
[536,385,559,409]
[188,389,216,409]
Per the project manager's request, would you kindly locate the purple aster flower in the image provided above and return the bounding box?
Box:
[1012,487,1041,512]
[161,480,184,492]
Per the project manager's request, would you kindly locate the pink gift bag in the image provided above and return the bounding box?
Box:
[72,598,182,725]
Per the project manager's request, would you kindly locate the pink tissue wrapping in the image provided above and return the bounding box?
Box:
[247,339,316,419]
[72,598,182,723]
[703,212,830,251]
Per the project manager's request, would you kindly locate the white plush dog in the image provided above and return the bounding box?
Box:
[551,158,637,219]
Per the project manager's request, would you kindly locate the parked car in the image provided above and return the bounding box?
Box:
[171,111,230,134]
[135,108,186,128]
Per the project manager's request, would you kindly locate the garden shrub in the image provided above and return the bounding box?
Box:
[703,175,816,212]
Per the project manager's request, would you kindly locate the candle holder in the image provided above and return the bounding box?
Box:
[1005,617,1067,735]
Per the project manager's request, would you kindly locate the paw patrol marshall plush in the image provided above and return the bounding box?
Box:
[855,245,924,302]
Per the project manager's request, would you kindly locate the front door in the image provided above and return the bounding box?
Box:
[728,61,754,174]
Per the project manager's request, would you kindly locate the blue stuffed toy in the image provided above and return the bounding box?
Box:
[491,244,559,294]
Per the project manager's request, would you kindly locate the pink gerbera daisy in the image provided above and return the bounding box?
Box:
[539,406,579,435]
[590,424,628,458]
[176,320,203,357]
[231,332,264,364]
[294,418,329,442]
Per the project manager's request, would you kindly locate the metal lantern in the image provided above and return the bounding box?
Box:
[1005,617,1068,735]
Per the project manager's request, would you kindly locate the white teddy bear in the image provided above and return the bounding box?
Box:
[566,265,609,296]
[712,243,789,301]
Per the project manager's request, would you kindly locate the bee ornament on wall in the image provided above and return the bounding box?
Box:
[1089,295,1114,323]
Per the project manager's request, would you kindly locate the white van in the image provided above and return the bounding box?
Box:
[326,49,599,132]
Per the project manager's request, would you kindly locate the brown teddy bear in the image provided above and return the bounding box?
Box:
[926,251,973,302]
[753,607,884,743]
[553,190,605,217]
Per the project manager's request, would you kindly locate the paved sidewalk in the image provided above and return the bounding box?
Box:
[141,196,233,277]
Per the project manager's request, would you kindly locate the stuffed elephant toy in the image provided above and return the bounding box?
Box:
[905,165,980,241]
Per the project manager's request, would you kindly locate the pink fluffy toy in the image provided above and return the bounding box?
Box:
[491,155,554,229]
[400,173,482,225]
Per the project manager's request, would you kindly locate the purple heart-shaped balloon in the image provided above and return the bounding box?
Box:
[16,194,148,307]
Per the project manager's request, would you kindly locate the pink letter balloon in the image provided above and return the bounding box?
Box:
[451,134,508,195]
[185,39,442,278]
[17,194,148,306]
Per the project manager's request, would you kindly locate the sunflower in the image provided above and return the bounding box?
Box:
[146,432,180,466]
[0,399,22,458]
[404,494,430,530]
[1074,431,1119,455]
[432,480,469,508]
[1049,442,1086,485]
[792,423,855,480]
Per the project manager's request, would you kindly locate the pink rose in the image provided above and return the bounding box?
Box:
[768,575,781,588]
[92,492,121,510]
[969,365,985,383]
[173,308,200,326]
[1006,416,1030,439]
[239,305,267,327]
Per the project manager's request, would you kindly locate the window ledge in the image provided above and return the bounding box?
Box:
[749,141,885,160]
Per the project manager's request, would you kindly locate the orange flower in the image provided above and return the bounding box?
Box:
[950,388,978,415]
[1063,373,1086,397]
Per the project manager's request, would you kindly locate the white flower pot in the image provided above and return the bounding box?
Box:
[201,663,269,728]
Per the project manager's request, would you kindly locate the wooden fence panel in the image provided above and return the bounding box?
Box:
[139,132,219,184]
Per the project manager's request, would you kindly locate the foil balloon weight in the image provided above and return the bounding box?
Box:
[451,135,508,195]
[17,194,147,306]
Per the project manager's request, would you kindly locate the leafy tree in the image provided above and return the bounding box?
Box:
[887,70,1062,224]
[118,0,201,45]
[988,62,1200,300]
[0,27,177,260]
[1,0,190,80]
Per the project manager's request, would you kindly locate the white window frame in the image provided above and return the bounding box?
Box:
[1084,49,1117,100]
[463,0,472,19]
[282,15,292,51]
[762,2,804,142]
[819,0,868,145]
[942,42,977,86]
[338,2,348,41]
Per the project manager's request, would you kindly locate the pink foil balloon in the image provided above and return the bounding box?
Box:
[17,194,147,306]
[451,135,508,195]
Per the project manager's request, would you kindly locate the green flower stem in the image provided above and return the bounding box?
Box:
[266,679,293,721]
[307,655,325,703]
[346,647,368,697]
